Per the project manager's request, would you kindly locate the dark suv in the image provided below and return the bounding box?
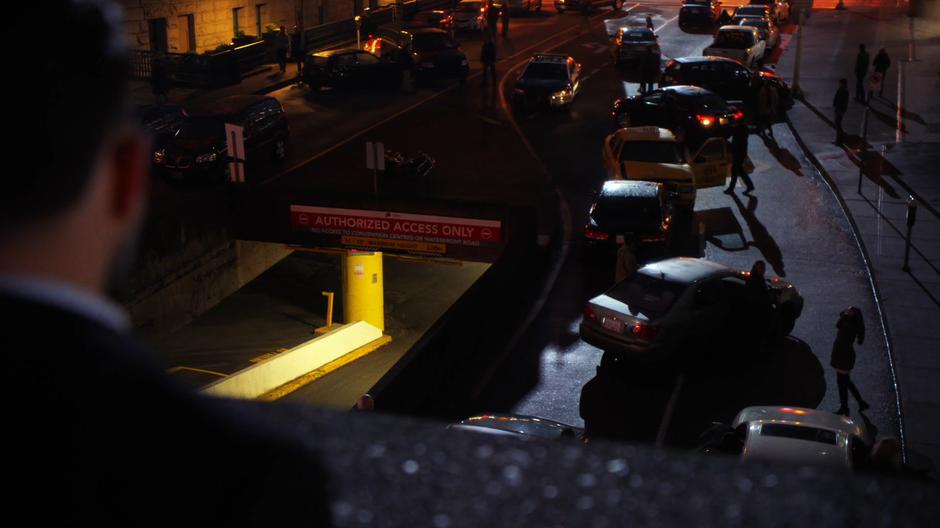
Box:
[155,95,288,183]
[678,0,724,30]
[660,56,793,114]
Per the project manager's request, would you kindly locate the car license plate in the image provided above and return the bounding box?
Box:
[616,235,625,244]
[602,317,623,333]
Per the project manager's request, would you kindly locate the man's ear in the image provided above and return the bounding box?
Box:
[109,133,150,220]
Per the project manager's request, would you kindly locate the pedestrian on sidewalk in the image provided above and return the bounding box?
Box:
[831,307,870,416]
[275,26,290,74]
[481,36,497,85]
[833,78,849,145]
[501,2,510,38]
[873,47,890,97]
[614,238,637,283]
[854,43,869,102]
[725,124,754,194]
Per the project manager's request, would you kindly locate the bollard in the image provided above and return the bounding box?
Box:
[323,291,335,327]
[902,196,917,272]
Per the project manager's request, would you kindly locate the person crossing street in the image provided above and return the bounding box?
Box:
[873,48,891,98]
[725,124,754,194]
[854,43,869,102]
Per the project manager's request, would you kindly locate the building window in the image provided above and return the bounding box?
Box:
[255,4,266,36]
[233,7,244,36]
[179,14,196,52]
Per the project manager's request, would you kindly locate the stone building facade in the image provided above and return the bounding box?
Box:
[119,0,361,54]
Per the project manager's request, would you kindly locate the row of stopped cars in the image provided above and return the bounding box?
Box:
[683,0,789,67]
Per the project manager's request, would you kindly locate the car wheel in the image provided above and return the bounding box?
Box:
[273,137,287,161]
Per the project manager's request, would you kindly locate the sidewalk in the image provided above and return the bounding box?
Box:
[776,1,940,473]
[130,61,305,108]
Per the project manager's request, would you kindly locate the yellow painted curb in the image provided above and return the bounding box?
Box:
[258,334,392,401]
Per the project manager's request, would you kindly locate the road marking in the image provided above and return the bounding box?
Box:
[655,373,686,448]
[166,366,227,378]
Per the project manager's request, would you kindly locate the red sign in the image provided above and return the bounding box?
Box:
[290,206,502,246]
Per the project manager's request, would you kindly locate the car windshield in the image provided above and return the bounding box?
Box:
[714,31,754,48]
[457,2,481,11]
[620,141,686,164]
[622,29,655,41]
[606,272,686,318]
[175,118,223,140]
[759,424,838,445]
[413,33,458,51]
[523,62,569,80]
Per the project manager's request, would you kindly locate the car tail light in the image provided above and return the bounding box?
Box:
[583,306,597,320]
[631,323,658,340]
[696,114,715,127]
[732,110,744,121]
[584,226,610,240]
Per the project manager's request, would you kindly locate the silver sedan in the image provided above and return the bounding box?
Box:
[579,257,803,360]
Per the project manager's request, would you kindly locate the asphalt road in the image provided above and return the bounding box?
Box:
[466,2,901,450]
[165,2,900,450]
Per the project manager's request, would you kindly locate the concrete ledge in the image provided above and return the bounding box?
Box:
[202,320,385,400]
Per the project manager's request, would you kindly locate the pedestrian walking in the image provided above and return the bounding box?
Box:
[854,43,869,102]
[275,25,290,74]
[646,15,654,31]
[639,51,658,93]
[481,36,497,85]
[872,48,890,97]
[725,124,754,194]
[717,9,732,26]
[291,26,304,76]
[501,2,510,38]
[833,78,849,145]
[756,77,778,139]
[830,307,870,416]
[614,239,637,283]
[486,0,500,38]
[149,55,170,104]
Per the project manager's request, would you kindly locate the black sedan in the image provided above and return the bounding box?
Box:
[583,180,675,254]
[303,48,403,92]
[611,85,743,145]
[678,0,724,30]
[512,54,581,109]
[660,56,794,116]
[612,27,661,67]
[408,28,469,81]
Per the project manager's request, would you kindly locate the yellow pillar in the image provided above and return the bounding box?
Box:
[342,250,384,331]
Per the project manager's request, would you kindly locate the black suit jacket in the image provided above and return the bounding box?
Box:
[4,294,330,526]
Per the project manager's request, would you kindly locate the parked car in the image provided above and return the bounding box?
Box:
[450,414,584,440]
[704,25,766,67]
[611,85,743,146]
[453,0,488,32]
[407,28,470,81]
[580,257,804,359]
[583,180,676,254]
[154,95,288,183]
[512,54,582,109]
[602,126,732,209]
[732,4,773,22]
[739,17,779,49]
[659,56,793,114]
[678,0,724,30]
[555,0,623,13]
[303,48,403,92]
[503,0,543,13]
[699,407,867,470]
[748,0,789,22]
[604,14,652,39]
[404,9,455,32]
[611,27,660,66]
[138,103,186,153]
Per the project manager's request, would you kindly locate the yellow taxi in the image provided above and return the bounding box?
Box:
[602,126,731,209]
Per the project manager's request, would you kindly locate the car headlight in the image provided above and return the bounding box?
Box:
[195,152,218,164]
[460,59,468,66]
[551,88,573,104]
[153,149,166,164]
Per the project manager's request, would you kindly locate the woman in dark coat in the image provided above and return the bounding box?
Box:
[831,307,869,415]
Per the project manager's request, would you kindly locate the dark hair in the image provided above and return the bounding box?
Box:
[3,0,130,227]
